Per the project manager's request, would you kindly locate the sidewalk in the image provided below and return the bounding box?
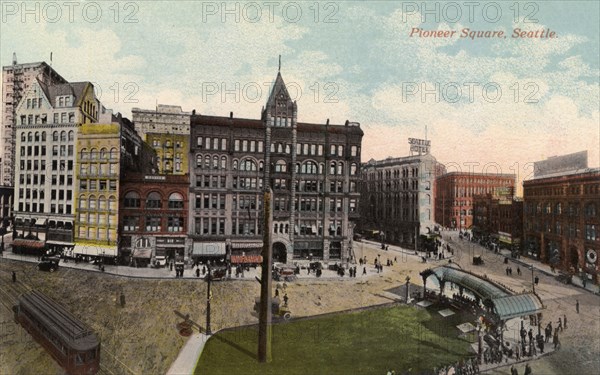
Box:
[1,249,393,281]
[167,332,210,375]
[496,248,600,295]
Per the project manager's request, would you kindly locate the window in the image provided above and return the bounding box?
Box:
[350,163,357,175]
[330,145,336,155]
[168,217,184,232]
[275,160,287,173]
[145,217,162,232]
[240,159,257,171]
[168,193,184,209]
[146,192,162,209]
[124,191,141,208]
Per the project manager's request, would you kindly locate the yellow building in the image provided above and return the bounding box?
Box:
[74,122,121,257]
[146,133,189,175]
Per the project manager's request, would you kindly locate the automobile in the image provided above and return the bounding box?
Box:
[38,257,60,272]
[206,267,228,281]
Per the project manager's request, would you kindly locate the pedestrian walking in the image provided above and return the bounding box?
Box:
[196,268,200,278]
[576,299,579,313]
[363,267,367,275]
[517,266,521,276]
[283,293,289,306]
[557,317,562,332]
[528,328,533,343]
[563,314,567,329]
[12,271,16,283]
[524,363,532,375]
[553,329,560,349]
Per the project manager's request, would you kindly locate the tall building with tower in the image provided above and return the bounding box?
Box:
[2,55,67,187]
[189,69,363,265]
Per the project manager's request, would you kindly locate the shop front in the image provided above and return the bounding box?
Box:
[155,237,186,267]
[230,242,263,265]
[293,241,323,260]
[192,242,226,265]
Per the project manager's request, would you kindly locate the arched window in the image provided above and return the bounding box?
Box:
[53,131,59,142]
[100,148,107,159]
[259,161,264,172]
[337,162,344,175]
[20,132,26,142]
[275,160,287,173]
[168,192,184,209]
[555,203,562,215]
[350,163,357,175]
[221,156,227,169]
[60,131,67,142]
[124,191,140,208]
[80,148,88,160]
[240,159,257,171]
[108,196,117,211]
[545,203,552,214]
[68,130,74,141]
[41,131,46,142]
[319,163,324,175]
[330,161,336,175]
[301,161,317,174]
[98,195,107,210]
[109,148,118,160]
[146,192,162,209]
[204,155,210,169]
[233,160,238,170]
[88,195,97,210]
[34,132,40,142]
[90,148,98,160]
[196,154,203,167]
[79,195,87,209]
[27,132,33,142]
[213,156,219,169]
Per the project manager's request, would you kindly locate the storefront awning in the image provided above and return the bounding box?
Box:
[12,239,45,249]
[231,255,263,264]
[132,248,152,259]
[231,242,263,249]
[73,244,117,257]
[193,242,226,256]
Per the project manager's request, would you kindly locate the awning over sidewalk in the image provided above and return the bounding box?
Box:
[132,249,152,259]
[231,242,263,249]
[492,293,544,321]
[231,255,263,264]
[73,244,117,257]
[193,242,226,256]
[12,239,45,249]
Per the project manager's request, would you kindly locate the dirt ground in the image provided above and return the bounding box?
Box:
[1,238,598,375]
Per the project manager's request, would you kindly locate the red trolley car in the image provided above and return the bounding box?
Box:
[13,290,100,375]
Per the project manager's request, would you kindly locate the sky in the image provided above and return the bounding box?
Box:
[1,1,598,193]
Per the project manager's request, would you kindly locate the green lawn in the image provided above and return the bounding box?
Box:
[195,305,472,375]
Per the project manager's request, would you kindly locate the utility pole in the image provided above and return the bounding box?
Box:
[206,264,212,335]
[258,188,273,363]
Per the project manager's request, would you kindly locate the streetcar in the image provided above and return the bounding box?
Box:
[13,290,100,375]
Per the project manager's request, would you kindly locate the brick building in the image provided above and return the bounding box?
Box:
[473,191,523,251]
[189,71,363,265]
[119,173,190,266]
[435,172,516,230]
[523,163,599,284]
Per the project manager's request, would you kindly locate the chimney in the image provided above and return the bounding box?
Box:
[230,112,233,119]
[326,119,330,125]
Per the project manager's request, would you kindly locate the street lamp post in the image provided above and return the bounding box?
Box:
[531,265,535,293]
[206,264,212,335]
[405,275,411,304]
